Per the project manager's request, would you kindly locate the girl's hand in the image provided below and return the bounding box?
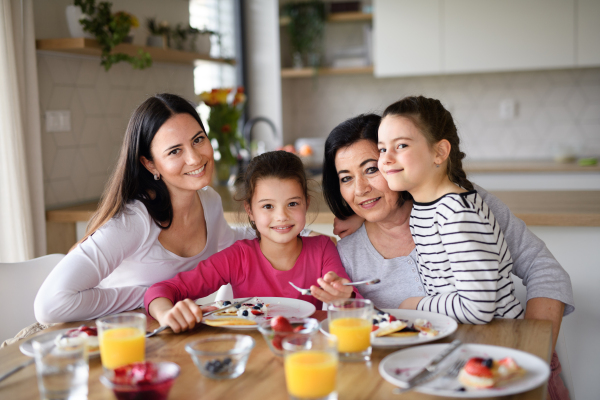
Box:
[311,272,354,303]
[333,215,365,238]
[151,298,208,333]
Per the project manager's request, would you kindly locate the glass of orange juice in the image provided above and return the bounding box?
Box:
[327,299,373,362]
[283,333,338,400]
[96,313,146,370]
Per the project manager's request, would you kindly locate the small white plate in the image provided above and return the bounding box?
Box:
[201,297,316,330]
[320,309,457,348]
[20,328,100,358]
[379,343,550,398]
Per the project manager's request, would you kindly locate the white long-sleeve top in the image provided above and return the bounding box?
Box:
[412,190,524,324]
[34,187,254,323]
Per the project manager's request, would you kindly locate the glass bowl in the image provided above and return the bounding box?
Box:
[99,361,180,400]
[185,334,255,380]
[258,318,319,356]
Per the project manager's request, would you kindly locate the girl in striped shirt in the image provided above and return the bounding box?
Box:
[377,96,523,324]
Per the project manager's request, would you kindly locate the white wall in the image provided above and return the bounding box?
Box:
[282,67,600,161]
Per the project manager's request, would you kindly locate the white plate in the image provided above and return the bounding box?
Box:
[379,343,550,398]
[20,328,100,358]
[320,309,457,348]
[201,297,316,330]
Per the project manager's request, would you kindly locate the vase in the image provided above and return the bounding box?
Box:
[65,5,94,39]
[215,159,237,186]
[292,52,304,69]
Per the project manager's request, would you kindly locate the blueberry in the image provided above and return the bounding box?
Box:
[372,319,378,325]
[223,357,232,365]
[377,311,385,315]
[252,306,261,310]
[257,303,264,308]
[482,358,493,368]
[223,301,231,306]
[242,310,249,316]
[235,304,242,309]
[457,387,466,392]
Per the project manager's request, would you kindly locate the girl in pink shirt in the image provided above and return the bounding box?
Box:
[145,151,355,332]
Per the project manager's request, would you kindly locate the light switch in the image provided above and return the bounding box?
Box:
[499,99,517,120]
[45,110,71,132]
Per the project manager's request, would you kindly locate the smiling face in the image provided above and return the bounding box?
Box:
[334,139,401,223]
[377,115,439,194]
[245,178,308,245]
[141,113,214,195]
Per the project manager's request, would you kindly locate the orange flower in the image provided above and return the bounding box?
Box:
[221,124,231,133]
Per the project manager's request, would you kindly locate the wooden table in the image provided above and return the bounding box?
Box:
[0,312,552,400]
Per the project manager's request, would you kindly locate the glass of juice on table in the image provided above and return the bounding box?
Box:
[32,332,89,400]
[96,313,146,370]
[283,333,338,400]
[327,299,373,362]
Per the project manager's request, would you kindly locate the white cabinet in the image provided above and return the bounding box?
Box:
[373,0,441,77]
[374,0,597,77]
[577,0,600,66]
[444,0,574,73]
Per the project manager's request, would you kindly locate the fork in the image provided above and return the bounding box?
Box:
[289,279,380,295]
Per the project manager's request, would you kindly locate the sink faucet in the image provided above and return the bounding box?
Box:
[242,116,280,157]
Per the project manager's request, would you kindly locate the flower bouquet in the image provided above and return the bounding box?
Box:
[199,87,247,184]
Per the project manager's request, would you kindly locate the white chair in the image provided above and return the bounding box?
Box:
[512,275,574,397]
[0,254,65,343]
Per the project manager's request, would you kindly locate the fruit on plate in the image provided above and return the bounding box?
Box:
[458,357,525,389]
[55,325,99,353]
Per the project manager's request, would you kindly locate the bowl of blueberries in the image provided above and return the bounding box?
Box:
[185,334,255,380]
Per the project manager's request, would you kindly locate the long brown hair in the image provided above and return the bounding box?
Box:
[382,95,474,191]
[74,94,206,250]
[235,151,311,238]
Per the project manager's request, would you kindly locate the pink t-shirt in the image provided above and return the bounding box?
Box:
[144,236,357,311]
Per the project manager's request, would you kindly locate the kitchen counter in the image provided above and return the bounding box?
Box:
[47,187,600,227]
[463,159,600,173]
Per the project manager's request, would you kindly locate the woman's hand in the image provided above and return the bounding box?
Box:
[310,272,354,303]
[333,215,365,238]
[398,297,424,310]
[149,297,212,333]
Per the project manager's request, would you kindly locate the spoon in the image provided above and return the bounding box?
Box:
[289,278,380,296]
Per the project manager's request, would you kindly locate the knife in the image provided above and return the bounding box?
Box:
[393,339,462,394]
[202,297,255,317]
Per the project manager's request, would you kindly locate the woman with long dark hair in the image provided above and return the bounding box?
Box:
[35,94,254,323]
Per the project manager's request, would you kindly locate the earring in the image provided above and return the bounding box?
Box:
[435,164,440,168]
[154,173,160,180]
[249,220,256,230]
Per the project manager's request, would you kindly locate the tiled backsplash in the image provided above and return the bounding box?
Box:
[281,67,600,161]
[38,53,195,209]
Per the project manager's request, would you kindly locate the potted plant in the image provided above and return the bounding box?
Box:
[147,17,170,48]
[187,26,215,54]
[198,88,247,185]
[283,1,326,68]
[73,0,151,71]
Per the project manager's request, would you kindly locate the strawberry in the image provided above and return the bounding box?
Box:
[389,315,397,322]
[272,335,283,350]
[464,358,493,378]
[270,316,293,333]
[293,325,304,333]
[371,325,379,332]
[251,310,264,316]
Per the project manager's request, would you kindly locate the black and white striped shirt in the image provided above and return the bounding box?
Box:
[410,191,524,324]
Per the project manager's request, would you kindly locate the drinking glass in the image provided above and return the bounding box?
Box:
[327,299,373,362]
[32,332,89,400]
[283,333,338,400]
[96,313,146,370]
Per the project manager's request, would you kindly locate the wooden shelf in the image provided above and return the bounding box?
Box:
[279,12,372,26]
[36,38,235,65]
[281,65,373,78]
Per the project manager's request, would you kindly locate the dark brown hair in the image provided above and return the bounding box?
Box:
[382,95,474,191]
[235,150,310,237]
[75,93,205,250]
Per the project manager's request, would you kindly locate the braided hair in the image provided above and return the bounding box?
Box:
[382,96,473,191]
